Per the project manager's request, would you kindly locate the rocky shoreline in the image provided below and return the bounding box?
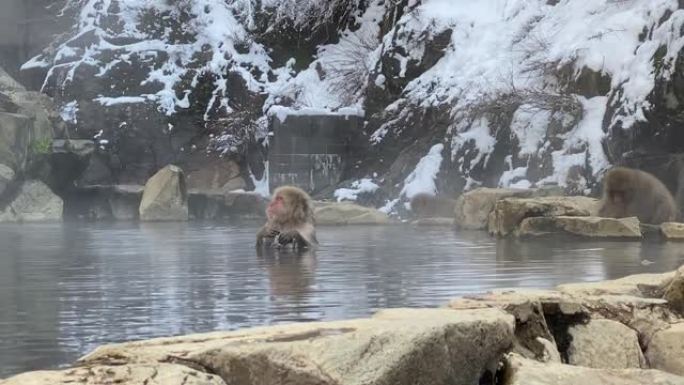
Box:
[2,265,683,385]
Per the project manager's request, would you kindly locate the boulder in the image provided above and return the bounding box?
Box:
[0,180,63,222]
[567,319,645,369]
[0,163,15,196]
[139,165,188,221]
[662,222,684,241]
[185,158,246,192]
[314,202,391,225]
[503,354,684,385]
[517,216,642,239]
[454,188,537,230]
[558,271,675,298]
[0,112,31,171]
[51,139,95,157]
[410,217,454,226]
[78,308,515,385]
[664,266,684,314]
[488,196,599,236]
[646,323,684,376]
[0,363,226,385]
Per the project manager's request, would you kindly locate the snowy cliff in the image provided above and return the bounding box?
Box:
[24,0,684,212]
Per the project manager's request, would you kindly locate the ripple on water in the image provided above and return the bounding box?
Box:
[0,222,683,377]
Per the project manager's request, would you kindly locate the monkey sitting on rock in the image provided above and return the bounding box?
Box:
[598,167,679,225]
[256,186,318,250]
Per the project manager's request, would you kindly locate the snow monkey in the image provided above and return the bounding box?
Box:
[256,186,318,249]
[598,167,679,225]
[410,193,458,218]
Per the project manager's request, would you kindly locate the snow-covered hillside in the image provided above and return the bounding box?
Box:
[25,0,684,212]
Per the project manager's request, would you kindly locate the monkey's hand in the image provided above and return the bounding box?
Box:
[275,230,302,247]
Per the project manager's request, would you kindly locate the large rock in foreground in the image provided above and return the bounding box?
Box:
[518,216,642,239]
[567,319,645,369]
[0,364,225,385]
[488,196,599,236]
[75,308,514,385]
[646,323,684,376]
[0,180,63,222]
[139,165,188,221]
[314,202,392,225]
[503,354,684,385]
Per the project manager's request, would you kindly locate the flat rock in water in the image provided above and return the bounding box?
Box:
[314,202,391,225]
[517,216,641,239]
[76,308,514,385]
[567,319,645,369]
[661,222,684,240]
[411,217,454,226]
[139,165,188,221]
[0,363,225,385]
[488,196,598,236]
[646,323,684,376]
[503,354,684,385]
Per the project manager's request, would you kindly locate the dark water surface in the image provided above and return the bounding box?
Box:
[1,222,683,377]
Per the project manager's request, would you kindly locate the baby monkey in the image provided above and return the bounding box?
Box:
[598,167,678,225]
[256,186,318,249]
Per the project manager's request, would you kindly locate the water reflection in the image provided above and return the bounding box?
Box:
[0,222,683,378]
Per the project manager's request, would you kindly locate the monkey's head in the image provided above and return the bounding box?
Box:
[603,167,636,204]
[266,186,314,225]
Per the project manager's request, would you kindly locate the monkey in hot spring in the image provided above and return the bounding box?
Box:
[598,167,679,225]
[256,186,318,250]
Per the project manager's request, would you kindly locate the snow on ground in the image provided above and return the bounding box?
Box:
[400,144,445,199]
[334,178,380,202]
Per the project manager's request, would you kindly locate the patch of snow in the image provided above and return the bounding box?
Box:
[250,162,270,198]
[400,144,444,199]
[334,178,380,202]
[268,106,365,124]
[95,96,149,107]
[59,101,79,124]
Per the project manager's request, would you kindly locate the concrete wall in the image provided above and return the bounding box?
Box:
[269,114,363,194]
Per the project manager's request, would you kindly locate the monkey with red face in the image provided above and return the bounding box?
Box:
[256,186,318,249]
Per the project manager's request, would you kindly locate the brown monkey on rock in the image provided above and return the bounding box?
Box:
[598,167,679,225]
[256,186,318,249]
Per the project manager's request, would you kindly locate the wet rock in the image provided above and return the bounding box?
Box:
[0,112,31,171]
[503,354,684,385]
[517,216,642,239]
[0,363,226,385]
[664,265,684,314]
[110,185,144,221]
[189,190,266,220]
[454,188,538,230]
[410,217,454,226]
[139,165,188,221]
[314,202,391,225]
[78,308,514,385]
[51,139,95,157]
[661,222,684,240]
[0,163,15,195]
[0,180,63,222]
[488,196,599,236]
[567,319,645,369]
[646,323,684,376]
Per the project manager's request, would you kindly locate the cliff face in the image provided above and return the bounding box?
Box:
[19,0,684,214]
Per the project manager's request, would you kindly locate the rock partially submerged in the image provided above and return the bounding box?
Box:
[454,187,538,230]
[139,165,188,221]
[315,201,392,225]
[518,216,641,239]
[488,196,598,236]
[0,180,63,222]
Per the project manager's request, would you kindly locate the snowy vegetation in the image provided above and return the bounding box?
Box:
[25,0,684,210]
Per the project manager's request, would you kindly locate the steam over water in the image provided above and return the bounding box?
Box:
[1,222,683,377]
